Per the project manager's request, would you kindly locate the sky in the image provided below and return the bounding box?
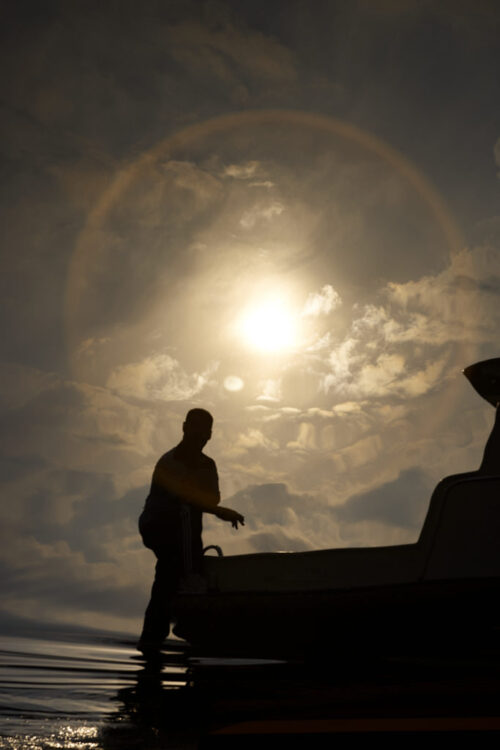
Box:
[1,0,500,635]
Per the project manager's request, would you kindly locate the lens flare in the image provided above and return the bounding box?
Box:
[224,375,244,391]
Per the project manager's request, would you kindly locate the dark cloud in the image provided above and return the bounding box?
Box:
[203,481,340,554]
[0,453,47,482]
[225,482,319,527]
[0,554,146,625]
[335,467,432,529]
[0,457,149,627]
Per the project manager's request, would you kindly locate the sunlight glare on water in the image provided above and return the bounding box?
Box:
[1,722,100,750]
[0,626,295,749]
[0,630,190,749]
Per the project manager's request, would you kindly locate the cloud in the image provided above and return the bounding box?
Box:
[239,201,285,229]
[315,244,500,405]
[302,284,342,317]
[0,366,164,632]
[354,353,406,397]
[223,161,260,179]
[0,363,59,412]
[231,429,279,455]
[107,354,218,401]
[204,481,341,554]
[204,470,436,556]
[256,378,282,403]
[287,421,318,451]
[250,180,274,189]
[161,160,223,204]
[0,454,150,631]
[0,363,158,474]
[334,467,432,531]
[384,246,500,345]
[164,18,297,97]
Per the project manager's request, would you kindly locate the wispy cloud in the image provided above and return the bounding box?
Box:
[107,354,218,402]
[223,161,260,179]
[302,284,342,317]
[239,201,285,229]
[164,18,297,95]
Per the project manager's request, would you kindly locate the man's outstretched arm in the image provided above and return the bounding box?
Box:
[153,457,244,526]
[204,460,244,528]
[213,506,245,529]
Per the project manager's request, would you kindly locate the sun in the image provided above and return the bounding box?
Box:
[238,298,299,353]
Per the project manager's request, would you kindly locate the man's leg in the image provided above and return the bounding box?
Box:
[176,505,204,592]
[139,546,182,651]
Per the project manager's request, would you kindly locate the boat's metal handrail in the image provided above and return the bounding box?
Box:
[203,544,223,557]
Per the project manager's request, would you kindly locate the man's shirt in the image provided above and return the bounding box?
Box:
[139,444,220,550]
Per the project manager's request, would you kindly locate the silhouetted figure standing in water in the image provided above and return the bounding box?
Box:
[138,408,244,653]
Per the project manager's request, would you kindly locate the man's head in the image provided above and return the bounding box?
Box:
[182,408,213,451]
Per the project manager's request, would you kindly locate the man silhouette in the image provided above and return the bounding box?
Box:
[138,408,244,653]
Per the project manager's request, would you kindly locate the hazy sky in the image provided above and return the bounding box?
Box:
[2,0,500,634]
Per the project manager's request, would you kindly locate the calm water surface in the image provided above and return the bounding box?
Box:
[0,628,199,748]
[0,627,286,749]
[2,624,499,747]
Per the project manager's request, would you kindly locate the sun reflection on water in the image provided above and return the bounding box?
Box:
[0,632,189,749]
[1,723,99,750]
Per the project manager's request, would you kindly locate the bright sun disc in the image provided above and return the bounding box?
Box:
[239,299,297,352]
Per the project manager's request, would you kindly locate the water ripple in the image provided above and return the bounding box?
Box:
[0,631,189,748]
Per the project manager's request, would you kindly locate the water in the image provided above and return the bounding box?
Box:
[0,624,290,749]
[2,623,500,747]
[0,628,195,749]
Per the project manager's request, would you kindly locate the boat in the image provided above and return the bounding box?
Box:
[173,360,500,658]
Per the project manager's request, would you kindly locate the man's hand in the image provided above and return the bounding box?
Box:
[216,506,245,529]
